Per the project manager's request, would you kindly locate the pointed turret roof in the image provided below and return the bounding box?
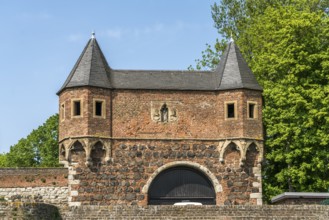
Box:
[57,36,262,93]
[57,33,111,94]
[215,40,262,91]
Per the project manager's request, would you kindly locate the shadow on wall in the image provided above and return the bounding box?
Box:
[0,203,62,220]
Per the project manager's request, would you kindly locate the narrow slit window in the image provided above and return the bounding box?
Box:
[247,102,257,119]
[227,103,235,118]
[95,101,103,116]
[73,101,81,116]
[60,103,65,121]
[249,103,255,118]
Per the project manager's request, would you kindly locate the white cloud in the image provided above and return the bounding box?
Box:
[18,11,52,21]
[100,21,208,40]
[106,29,123,39]
[68,34,84,42]
[103,23,165,40]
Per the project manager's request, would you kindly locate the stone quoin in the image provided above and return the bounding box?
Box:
[57,33,263,206]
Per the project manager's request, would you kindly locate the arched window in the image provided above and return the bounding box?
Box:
[160,104,168,122]
[148,166,216,205]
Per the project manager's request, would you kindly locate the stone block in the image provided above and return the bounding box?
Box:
[250,193,262,199]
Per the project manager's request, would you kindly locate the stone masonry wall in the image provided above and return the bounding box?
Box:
[1,203,329,220]
[68,140,262,206]
[0,168,68,204]
[0,187,68,204]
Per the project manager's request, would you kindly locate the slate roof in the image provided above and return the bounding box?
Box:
[57,37,262,94]
[216,41,262,91]
[58,37,111,93]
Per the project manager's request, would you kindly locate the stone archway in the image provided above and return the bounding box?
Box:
[142,161,222,205]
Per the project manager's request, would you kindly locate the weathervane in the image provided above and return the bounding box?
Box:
[91,31,95,39]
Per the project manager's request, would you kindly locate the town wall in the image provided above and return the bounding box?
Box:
[0,168,68,204]
[0,203,328,219]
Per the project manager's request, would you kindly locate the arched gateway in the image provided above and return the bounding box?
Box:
[148,166,216,205]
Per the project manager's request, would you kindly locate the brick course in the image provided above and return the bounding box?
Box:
[0,168,68,188]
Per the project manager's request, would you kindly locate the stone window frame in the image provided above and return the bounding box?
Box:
[247,101,258,119]
[93,98,106,119]
[60,102,65,122]
[71,99,83,118]
[224,101,237,120]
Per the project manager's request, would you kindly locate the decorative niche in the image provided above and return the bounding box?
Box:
[151,101,179,123]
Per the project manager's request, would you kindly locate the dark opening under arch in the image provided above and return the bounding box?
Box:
[148,166,216,205]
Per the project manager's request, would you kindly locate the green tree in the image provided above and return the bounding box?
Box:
[250,5,329,202]
[4,114,59,167]
[191,0,329,70]
[192,0,329,202]
[29,114,59,167]
[0,153,8,167]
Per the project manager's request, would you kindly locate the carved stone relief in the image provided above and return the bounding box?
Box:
[151,101,179,122]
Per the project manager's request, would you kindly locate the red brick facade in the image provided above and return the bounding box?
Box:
[58,87,263,206]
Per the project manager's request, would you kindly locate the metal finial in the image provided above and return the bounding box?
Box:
[91,31,95,39]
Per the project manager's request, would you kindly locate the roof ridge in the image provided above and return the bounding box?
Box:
[216,42,231,88]
[87,38,95,85]
[216,41,262,91]
[57,39,92,94]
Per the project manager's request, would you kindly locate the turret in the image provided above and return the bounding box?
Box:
[57,33,112,167]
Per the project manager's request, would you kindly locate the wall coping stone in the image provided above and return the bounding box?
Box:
[271,192,329,203]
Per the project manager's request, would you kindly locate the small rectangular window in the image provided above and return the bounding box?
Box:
[247,101,258,119]
[73,101,81,116]
[227,103,235,118]
[93,99,106,118]
[225,101,237,120]
[60,103,65,121]
[249,103,255,118]
[95,101,102,116]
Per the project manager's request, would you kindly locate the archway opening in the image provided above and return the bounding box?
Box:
[245,143,259,174]
[223,142,240,168]
[90,141,105,169]
[69,141,85,165]
[148,166,216,205]
[59,145,66,161]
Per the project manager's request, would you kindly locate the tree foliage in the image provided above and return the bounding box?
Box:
[192,0,329,202]
[0,153,7,167]
[0,114,59,167]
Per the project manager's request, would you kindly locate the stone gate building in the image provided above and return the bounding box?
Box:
[57,33,263,206]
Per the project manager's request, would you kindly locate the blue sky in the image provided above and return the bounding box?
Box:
[0,0,220,153]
